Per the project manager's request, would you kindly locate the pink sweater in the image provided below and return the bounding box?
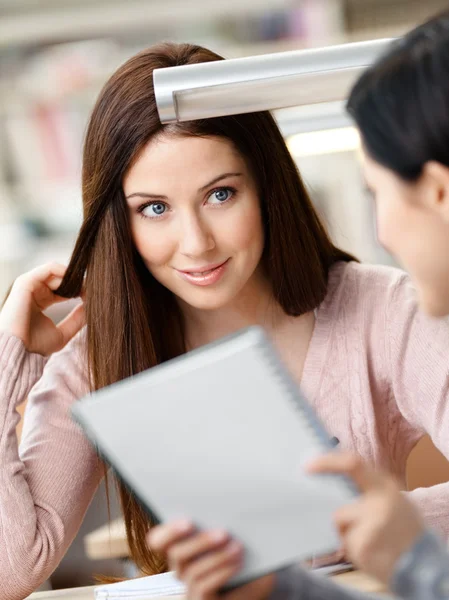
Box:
[2,261,449,599]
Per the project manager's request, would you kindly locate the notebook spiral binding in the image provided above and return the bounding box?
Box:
[254,330,358,497]
[255,332,332,450]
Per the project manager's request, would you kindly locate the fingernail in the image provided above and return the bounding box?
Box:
[209,529,228,543]
[48,276,62,289]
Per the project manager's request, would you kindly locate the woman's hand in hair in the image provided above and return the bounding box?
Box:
[0,263,85,356]
[148,521,275,600]
[308,452,425,584]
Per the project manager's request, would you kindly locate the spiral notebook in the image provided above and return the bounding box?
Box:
[72,326,356,588]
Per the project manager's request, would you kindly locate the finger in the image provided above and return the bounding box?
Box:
[38,276,70,308]
[191,563,242,600]
[168,530,229,576]
[15,267,69,310]
[48,276,85,303]
[333,508,359,549]
[307,452,382,492]
[57,303,86,346]
[334,499,365,532]
[47,276,64,292]
[147,521,195,553]
[34,289,69,310]
[180,540,242,583]
[22,263,68,289]
[80,281,86,302]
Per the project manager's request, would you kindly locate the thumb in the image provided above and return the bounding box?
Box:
[307,452,383,493]
[56,302,85,348]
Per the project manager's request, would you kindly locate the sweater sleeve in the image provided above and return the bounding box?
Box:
[0,330,104,600]
[386,274,449,537]
[391,530,449,600]
[268,532,449,600]
[267,566,384,600]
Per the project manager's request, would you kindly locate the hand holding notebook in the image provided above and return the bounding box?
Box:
[73,326,357,587]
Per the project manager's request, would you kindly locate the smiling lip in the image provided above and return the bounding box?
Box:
[176,259,230,286]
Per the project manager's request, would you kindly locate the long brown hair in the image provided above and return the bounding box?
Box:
[57,42,355,575]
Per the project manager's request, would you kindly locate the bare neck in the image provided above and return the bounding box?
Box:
[180,275,313,351]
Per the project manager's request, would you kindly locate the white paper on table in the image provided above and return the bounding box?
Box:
[95,571,186,599]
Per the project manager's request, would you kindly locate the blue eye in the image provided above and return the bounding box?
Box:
[151,203,166,215]
[140,202,167,218]
[208,187,234,205]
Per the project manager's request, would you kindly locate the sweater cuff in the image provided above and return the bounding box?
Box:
[268,566,306,600]
[391,530,449,600]
[0,331,47,402]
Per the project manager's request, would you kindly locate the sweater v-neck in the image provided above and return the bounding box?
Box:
[299,262,347,403]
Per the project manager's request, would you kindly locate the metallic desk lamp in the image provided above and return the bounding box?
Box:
[153,38,392,124]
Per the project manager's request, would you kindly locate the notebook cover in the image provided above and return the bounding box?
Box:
[72,326,356,588]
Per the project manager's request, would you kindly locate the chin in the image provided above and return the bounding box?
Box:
[178,291,234,311]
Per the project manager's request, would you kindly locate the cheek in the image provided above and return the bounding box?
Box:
[131,221,174,267]
[375,196,407,256]
[222,199,264,253]
[376,195,436,282]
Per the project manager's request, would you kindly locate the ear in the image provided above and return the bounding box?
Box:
[421,161,449,222]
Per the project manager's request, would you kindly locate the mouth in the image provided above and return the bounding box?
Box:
[176,259,230,286]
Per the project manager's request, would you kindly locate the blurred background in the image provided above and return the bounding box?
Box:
[3,0,449,592]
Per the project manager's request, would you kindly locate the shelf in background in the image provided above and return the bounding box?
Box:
[0,0,296,48]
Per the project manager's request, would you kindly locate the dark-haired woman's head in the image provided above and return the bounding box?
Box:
[348,11,449,316]
[58,42,353,574]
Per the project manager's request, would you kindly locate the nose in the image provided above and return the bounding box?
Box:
[178,212,215,258]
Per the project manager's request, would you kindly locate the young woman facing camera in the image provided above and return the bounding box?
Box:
[149,11,449,600]
[2,41,449,599]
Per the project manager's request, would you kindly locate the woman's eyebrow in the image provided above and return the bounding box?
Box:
[199,172,243,192]
[125,192,167,201]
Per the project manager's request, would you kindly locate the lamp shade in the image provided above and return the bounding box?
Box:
[153,38,392,123]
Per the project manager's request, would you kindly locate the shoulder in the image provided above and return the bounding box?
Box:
[323,261,448,348]
[323,261,414,319]
[327,260,410,297]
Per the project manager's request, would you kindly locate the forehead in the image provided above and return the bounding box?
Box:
[123,134,247,193]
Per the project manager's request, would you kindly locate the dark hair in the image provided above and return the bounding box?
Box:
[347,10,449,180]
[56,42,354,575]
